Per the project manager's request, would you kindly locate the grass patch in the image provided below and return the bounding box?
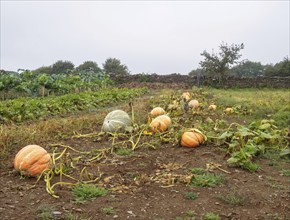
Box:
[191,168,207,175]
[190,168,224,187]
[37,204,54,220]
[280,169,290,177]
[240,161,260,172]
[115,148,132,156]
[72,184,108,202]
[102,207,115,215]
[184,192,198,200]
[217,191,245,206]
[210,88,290,128]
[203,212,221,220]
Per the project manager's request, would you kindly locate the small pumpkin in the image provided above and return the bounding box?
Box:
[188,100,199,109]
[149,115,171,132]
[150,107,166,117]
[225,107,234,114]
[180,129,206,148]
[14,145,52,177]
[102,110,132,132]
[208,104,217,111]
[182,92,191,101]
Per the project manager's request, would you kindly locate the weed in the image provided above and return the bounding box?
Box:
[65,213,90,220]
[37,204,54,220]
[184,192,198,200]
[191,168,206,175]
[102,207,115,215]
[174,209,197,219]
[72,184,108,201]
[218,191,245,205]
[280,169,290,177]
[115,148,132,156]
[203,212,221,220]
[191,172,224,187]
[240,161,260,172]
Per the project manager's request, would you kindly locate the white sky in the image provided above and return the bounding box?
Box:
[0,0,289,74]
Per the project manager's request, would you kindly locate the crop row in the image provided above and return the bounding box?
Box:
[0,87,148,123]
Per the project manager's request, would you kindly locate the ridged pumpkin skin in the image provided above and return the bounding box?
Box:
[188,100,199,109]
[150,107,165,117]
[181,131,205,148]
[14,145,52,177]
[149,115,171,132]
[102,110,132,132]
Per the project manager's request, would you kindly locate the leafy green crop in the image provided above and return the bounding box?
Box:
[0,87,148,123]
[219,119,289,171]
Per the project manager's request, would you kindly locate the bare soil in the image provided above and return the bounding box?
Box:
[0,91,289,220]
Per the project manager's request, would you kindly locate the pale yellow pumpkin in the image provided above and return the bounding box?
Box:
[188,100,199,109]
[208,104,217,111]
[182,92,191,101]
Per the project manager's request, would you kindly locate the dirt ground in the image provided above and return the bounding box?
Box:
[0,92,289,220]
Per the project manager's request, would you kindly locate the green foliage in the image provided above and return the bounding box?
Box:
[265,57,290,77]
[191,169,224,187]
[115,148,132,156]
[184,192,198,200]
[280,169,290,177]
[230,60,264,77]
[199,42,244,84]
[76,61,102,73]
[33,66,53,75]
[203,212,221,220]
[191,167,207,175]
[0,87,148,123]
[102,207,115,215]
[37,204,54,220]
[218,190,246,205]
[72,184,108,201]
[103,57,129,76]
[218,119,289,171]
[51,60,75,75]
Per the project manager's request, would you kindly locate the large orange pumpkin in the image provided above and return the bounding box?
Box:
[150,107,166,117]
[180,129,206,148]
[149,115,171,132]
[14,145,52,177]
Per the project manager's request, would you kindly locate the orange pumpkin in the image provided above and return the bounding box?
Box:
[182,92,191,101]
[150,107,166,117]
[149,115,171,132]
[188,100,199,109]
[14,145,52,177]
[180,129,206,148]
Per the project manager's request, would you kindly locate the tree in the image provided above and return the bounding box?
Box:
[75,61,102,73]
[51,60,74,75]
[103,58,129,76]
[33,66,53,75]
[230,60,264,77]
[264,57,290,77]
[199,42,244,83]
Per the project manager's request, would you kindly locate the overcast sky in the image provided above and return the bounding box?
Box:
[0,1,289,74]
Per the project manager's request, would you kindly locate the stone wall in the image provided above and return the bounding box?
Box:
[110,74,290,88]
